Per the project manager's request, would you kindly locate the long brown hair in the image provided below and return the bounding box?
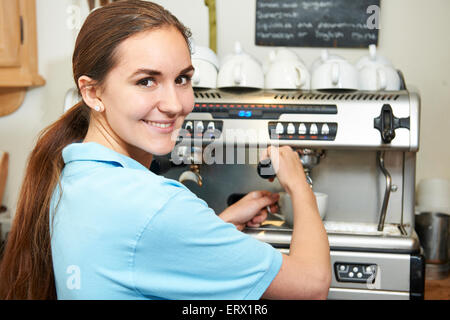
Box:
[0,0,191,299]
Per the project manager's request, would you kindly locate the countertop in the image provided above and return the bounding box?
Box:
[425,275,450,300]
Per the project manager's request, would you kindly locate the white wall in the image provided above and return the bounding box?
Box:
[0,0,449,235]
[0,0,76,235]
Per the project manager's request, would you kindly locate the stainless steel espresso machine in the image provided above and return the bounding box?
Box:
[152,87,425,300]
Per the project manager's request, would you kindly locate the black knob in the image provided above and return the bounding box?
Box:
[257,158,276,179]
[374,104,396,143]
[374,104,411,144]
[382,128,396,143]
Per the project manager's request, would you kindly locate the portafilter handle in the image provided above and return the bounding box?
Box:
[257,149,324,187]
[257,157,277,179]
[256,157,313,188]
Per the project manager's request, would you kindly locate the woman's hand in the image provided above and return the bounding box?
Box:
[219,191,280,231]
[261,146,310,195]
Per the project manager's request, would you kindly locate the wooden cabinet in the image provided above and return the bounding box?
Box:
[0,0,21,68]
[0,0,44,116]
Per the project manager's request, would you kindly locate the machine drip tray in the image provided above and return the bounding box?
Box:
[323,221,403,236]
[254,218,405,236]
[245,219,420,253]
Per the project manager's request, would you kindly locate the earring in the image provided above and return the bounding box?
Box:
[94,105,101,112]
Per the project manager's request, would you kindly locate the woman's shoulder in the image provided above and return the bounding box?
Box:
[53,163,196,238]
[60,161,190,211]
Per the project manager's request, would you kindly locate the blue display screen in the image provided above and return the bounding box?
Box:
[238,110,252,118]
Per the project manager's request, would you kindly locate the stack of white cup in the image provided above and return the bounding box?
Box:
[194,43,402,92]
[217,42,265,89]
[263,48,311,90]
[356,44,401,91]
[310,50,358,91]
[191,41,220,89]
[261,45,402,92]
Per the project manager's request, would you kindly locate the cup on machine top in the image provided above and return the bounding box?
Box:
[217,42,264,89]
[310,50,358,91]
[190,40,219,89]
[356,44,401,91]
[264,48,311,90]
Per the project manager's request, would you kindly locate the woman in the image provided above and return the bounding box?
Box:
[0,0,330,300]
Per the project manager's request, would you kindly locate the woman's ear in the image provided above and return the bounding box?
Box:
[78,75,105,112]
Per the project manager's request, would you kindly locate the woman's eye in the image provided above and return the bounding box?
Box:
[137,78,155,87]
[175,75,192,85]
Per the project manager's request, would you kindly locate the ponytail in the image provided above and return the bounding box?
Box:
[0,103,90,299]
[0,0,191,300]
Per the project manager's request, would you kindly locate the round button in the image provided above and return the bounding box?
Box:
[185,121,193,131]
[309,123,318,135]
[339,265,345,271]
[287,123,295,134]
[275,123,284,135]
[196,121,204,133]
[298,123,307,135]
[353,267,359,273]
[207,122,215,131]
[348,272,354,278]
[321,123,330,135]
[357,272,363,278]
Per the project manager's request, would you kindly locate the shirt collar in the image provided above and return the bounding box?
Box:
[62,142,149,171]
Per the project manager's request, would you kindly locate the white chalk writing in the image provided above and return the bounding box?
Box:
[318,22,368,30]
[301,1,334,11]
[315,30,345,41]
[256,32,295,40]
[297,22,314,29]
[351,32,377,40]
[256,11,299,20]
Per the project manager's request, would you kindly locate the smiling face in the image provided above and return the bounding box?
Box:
[84,25,194,165]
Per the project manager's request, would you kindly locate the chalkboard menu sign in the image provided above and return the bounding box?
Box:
[255,0,380,48]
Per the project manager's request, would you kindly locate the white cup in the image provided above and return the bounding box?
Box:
[311,58,358,90]
[356,44,393,70]
[265,60,311,90]
[191,43,219,68]
[270,47,300,62]
[356,44,401,91]
[263,47,301,74]
[310,49,344,72]
[192,58,218,89]
[191,43,219,89]
[416,178,450,215]
[358,63,401,91]
[217,42,264,89]
[278,192,328,227]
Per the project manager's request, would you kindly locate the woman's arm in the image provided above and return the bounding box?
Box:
[218,191,279,230]
[217,146,331,299]
[261,146,331,300]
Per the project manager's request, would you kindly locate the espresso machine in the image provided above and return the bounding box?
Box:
[152,86,425,300]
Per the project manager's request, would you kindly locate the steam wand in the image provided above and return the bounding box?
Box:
[377,151,392,232]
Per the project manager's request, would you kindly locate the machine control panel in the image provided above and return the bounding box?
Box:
[193,102,337,119]
[334,262,377,283]
[268,121,337,141]
[180,120,224,140]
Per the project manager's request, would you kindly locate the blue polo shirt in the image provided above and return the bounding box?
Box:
[50,142,282,300]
